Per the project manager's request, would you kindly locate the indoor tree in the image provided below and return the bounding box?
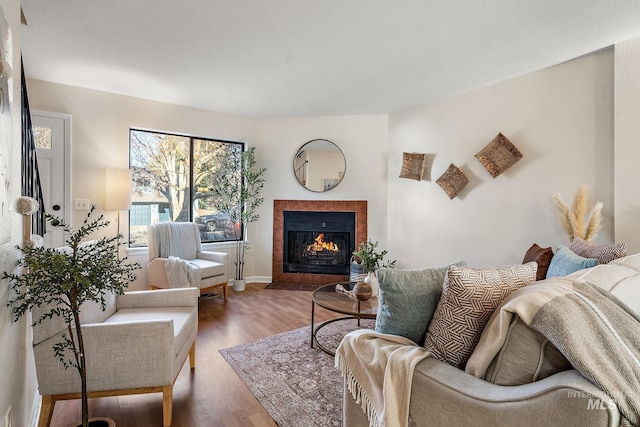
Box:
[3,208,139,427]
[211,145,266,287]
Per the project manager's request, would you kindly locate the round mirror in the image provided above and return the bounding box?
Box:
[293,139,346,192]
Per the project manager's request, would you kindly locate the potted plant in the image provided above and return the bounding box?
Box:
[3,207,140,427]
[352,239,396,297]
[211,145,266,291]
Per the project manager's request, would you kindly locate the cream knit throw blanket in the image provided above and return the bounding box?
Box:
[165,256,202,289]
[155,222,184,258]
[335,330,430,427]
[154,222,202,289]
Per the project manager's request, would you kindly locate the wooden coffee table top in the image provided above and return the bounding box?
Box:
[312,282,378,317]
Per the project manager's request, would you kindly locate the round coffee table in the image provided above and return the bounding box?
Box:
[310,282,378,356]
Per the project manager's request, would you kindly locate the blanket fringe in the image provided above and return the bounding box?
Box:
[335,352,380,427]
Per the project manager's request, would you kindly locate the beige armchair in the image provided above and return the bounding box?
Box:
[33,287,199,427]
[148,222,229,300]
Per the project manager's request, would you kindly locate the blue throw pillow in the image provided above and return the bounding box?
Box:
[376,261,466,346]
[546,246,599,278]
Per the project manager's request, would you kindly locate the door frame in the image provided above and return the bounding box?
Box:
[32,109,72,236]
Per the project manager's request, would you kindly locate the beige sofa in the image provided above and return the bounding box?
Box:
[343,254,640,427]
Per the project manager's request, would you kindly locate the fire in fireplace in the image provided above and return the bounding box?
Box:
[283,211,355,275]
[303,233,340,263]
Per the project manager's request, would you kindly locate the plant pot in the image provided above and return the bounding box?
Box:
[364,272,379,298]
[70,417,116,427]
[233,279,246,292]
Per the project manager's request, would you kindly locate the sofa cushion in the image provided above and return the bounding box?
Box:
[375,261,466,345]
[481,316,571,385]
[522,243,554,281]
[546,246,599,279]
[424,262,537,369]
[569,237,627,264]
[104,307,196,356]
[188,258,226,278]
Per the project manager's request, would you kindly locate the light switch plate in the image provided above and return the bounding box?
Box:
[74,199,90,210]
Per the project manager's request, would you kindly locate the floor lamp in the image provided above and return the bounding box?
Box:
[105,168,132,258]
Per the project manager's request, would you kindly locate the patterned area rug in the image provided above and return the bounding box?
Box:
[220,319,375,426]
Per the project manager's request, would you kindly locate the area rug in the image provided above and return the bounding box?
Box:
[220,319,375,427]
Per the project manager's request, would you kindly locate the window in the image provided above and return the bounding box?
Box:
[129,128,243,247]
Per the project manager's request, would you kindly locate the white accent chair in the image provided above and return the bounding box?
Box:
[33,287,198,427]
[147,222,229,300]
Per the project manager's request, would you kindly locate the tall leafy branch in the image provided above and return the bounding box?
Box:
[212,146,266,280]
[3,208,140,427]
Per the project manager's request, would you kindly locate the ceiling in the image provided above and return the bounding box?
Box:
[19,1,640,118]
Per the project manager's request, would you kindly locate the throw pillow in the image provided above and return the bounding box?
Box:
[423,262,537,369]
[545,246,599,279]
[569,237,627,264]
[522,243,554,281]
[375,261,466,346]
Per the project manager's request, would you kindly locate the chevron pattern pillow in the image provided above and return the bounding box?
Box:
[569,237,627,264]
[424,263,537,369]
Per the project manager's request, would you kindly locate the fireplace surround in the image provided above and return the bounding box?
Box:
[272,200,367,285]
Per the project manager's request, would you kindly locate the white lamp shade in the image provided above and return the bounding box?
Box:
[105,168,132,210]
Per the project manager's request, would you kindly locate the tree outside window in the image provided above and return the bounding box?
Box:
[129,129,243,247]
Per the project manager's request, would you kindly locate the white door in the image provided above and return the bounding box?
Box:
[32,111,70,248]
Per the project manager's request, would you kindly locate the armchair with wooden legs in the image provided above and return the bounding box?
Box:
[33,287,198,427]
[148,222,229,300]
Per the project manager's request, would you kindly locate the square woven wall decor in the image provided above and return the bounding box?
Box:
[475,133,523,178]
[399,152,427,181]
[436,163,469,199]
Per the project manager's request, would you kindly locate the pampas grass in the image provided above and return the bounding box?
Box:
[553,193,575,240]
[553,185,603,241]
[585,202,604,240]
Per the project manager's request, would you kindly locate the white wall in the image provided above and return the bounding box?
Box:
[0,1,40,426]
[250,115,389,279]
[388,48,615,268]
[614,38,640,254]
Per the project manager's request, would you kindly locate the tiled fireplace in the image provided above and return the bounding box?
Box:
[272,200,367,285]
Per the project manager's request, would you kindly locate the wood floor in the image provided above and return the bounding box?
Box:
[47,283,342,427]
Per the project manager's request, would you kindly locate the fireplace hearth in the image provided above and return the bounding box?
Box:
[272,200,367,285]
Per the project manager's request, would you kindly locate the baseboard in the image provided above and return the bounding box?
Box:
[244,276,271,284]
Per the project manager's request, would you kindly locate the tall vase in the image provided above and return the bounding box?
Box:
[364,271,379,298]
